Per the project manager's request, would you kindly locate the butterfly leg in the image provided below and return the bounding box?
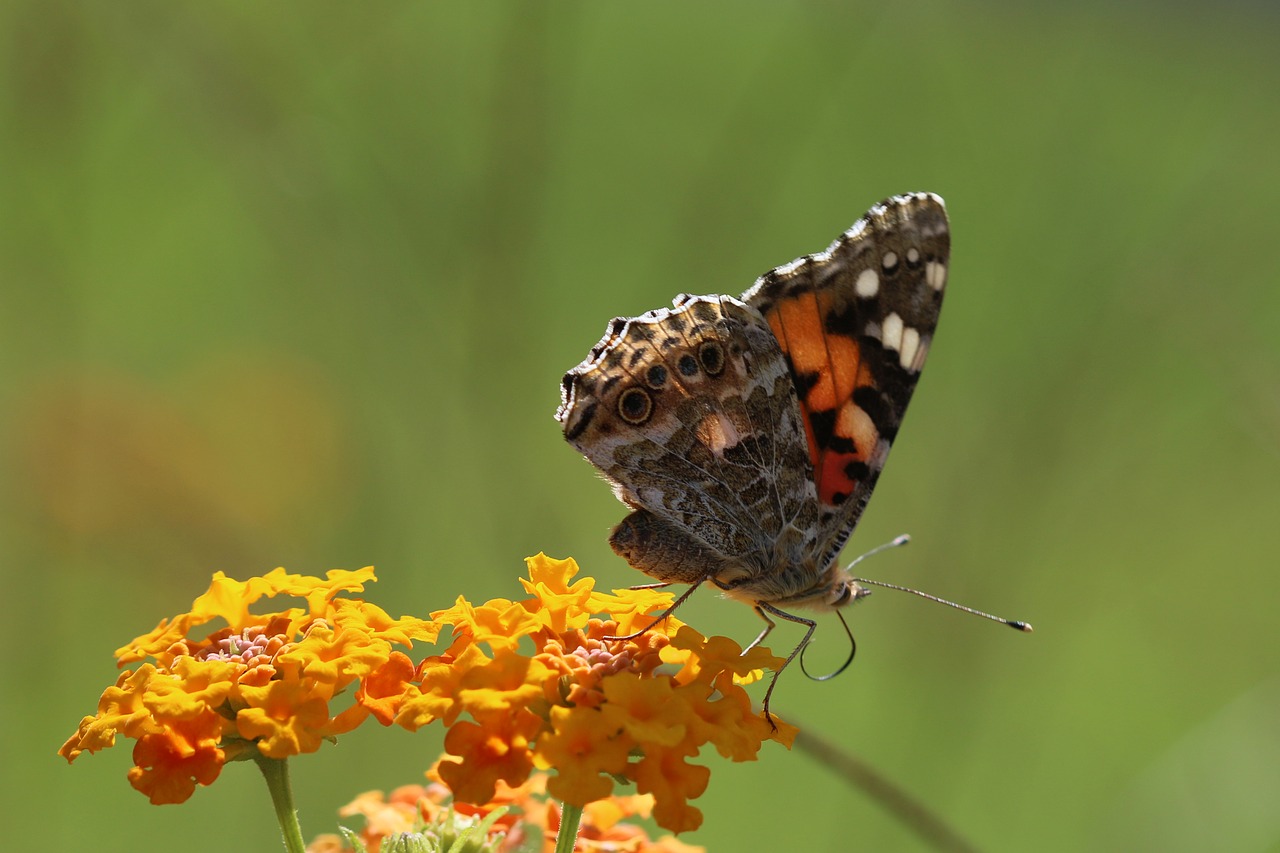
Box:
[743,605,776,653]
[756,601,818,730]
[626,582,675,590]
[603,577,708,642]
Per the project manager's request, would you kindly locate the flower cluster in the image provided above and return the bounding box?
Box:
[308,759,705,853]
[61,554,796,835]
[59,567,437,803]
[376,554,796,833]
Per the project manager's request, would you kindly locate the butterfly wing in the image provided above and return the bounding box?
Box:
[557,294,820,584]
[742,192,950,571]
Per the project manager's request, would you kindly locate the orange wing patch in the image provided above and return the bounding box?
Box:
[765,293,878,507]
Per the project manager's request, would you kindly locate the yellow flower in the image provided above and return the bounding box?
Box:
[373,553,796,834]
[63,553,798,834]
[61,566,438,804]
[537,704,634,804]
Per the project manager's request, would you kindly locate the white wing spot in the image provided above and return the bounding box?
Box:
[906,247,921,264]
[899,327,921,371]
[855,268,880,298]
[882,312,904,352]
[881,251,898,271]
[926,261,946,291]
[836,400,878,455]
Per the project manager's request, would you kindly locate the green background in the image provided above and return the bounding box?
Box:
[6,2,1279,851]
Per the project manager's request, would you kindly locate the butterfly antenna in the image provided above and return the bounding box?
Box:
[846,534,1033,631]
[794,534,911,682]
[847,533,912,568]
[852,576,1033,632]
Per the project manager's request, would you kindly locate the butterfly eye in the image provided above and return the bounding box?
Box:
[829,581,855,607]
[645,363,668,389]
[698,341,726,376]
[617,387,654,425]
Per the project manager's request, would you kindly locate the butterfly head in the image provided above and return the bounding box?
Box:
[825,573,872,610]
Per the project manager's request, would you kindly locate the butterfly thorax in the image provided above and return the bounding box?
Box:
[716,555,868,612]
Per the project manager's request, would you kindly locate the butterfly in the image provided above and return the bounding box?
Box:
[557,193,1015,721]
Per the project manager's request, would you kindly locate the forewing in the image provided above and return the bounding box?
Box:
[742,192,950,568]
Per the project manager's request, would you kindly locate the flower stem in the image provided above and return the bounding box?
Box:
[554,802,584,853]
[793,727,980,853]
[255,755,307,853]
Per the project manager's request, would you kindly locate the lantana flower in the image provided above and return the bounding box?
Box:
[62,555,799,850]
[308,758,706,853]
[368,554,797,834]
[60,566,438,805]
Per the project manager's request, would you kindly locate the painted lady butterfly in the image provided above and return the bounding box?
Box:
[557,193,1019,720]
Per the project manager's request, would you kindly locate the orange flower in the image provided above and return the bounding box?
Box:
[628,748,711,835]
[437,708,542,804]
[127,719,226,805]
[64,553,798,836]
[372,553,796,834]
[357,651,418,725]
[309,758,708,853]
[61,566,438,803]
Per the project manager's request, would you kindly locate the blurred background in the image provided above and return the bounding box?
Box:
[5,2,1279,851]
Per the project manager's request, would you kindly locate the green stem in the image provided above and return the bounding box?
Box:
[255,755,307,853]
[554,802,584,853]
[793,728,981,853]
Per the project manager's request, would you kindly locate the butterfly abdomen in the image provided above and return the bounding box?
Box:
[610,509,732,585]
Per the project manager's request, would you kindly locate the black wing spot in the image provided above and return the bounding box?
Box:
[699,341,726,375]
[809,408,836,446]
[617,388,654,425]
[599,374,622,396]
[829,434,857,454]
[843,459,871,483]
[852,386,889,427]
[564,402,597,441]
[792,369,821,400]
[825,303,859,334]
[811,408,858,454]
